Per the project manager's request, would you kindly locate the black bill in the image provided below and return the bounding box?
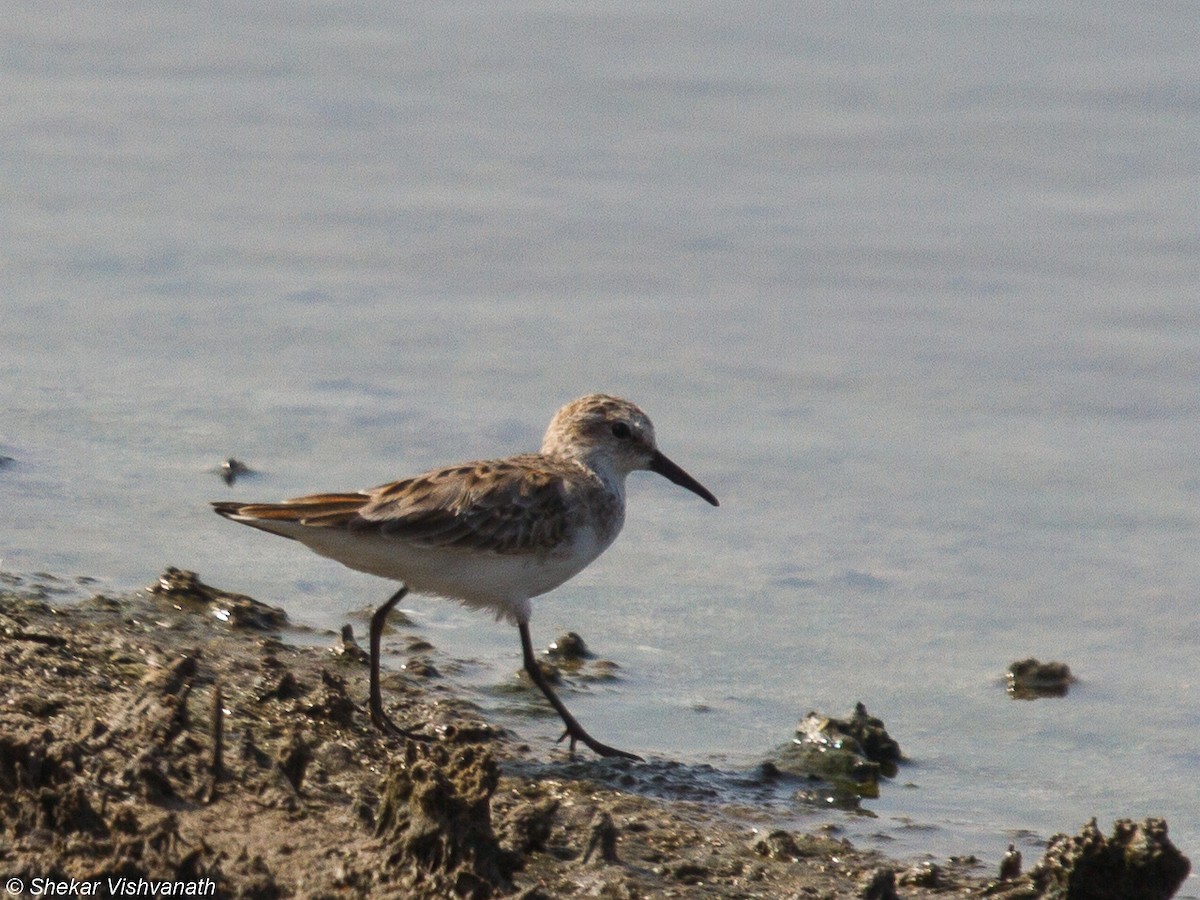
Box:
[649,450,719,506]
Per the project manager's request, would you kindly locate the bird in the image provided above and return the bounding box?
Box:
[212,393,718,760]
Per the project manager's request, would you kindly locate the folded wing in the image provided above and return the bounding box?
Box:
[213,456,573,555]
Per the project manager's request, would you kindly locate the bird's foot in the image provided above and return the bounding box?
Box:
[370,706,435,743]
[557,726,642,761]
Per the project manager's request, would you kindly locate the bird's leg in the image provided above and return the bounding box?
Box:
[519,622,642,761]
[368,586,431,741]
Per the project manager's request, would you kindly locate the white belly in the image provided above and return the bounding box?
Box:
[261,519,616,625]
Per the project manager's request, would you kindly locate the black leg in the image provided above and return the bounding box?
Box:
[368,586,431,741]
[519,622,641,761]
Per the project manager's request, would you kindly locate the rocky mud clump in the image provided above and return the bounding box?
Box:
[1006,657,1075,699]
[765,701,903,803]
[1028,817,1190,900]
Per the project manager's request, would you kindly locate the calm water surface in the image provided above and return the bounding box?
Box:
[3,2,1198,886]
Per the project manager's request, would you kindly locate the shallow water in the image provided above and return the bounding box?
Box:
[4,1,1199,887]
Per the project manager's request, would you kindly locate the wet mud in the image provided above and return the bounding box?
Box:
[0,571,1190,898]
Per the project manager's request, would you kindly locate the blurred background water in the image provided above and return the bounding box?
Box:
[3,1,1198,884]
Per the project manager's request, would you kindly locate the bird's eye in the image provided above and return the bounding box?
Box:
[611,422,632,440]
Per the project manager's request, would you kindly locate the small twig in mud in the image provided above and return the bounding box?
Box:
[203,682,224,804]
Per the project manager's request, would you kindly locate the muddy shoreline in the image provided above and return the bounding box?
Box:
[0,570,1189,898]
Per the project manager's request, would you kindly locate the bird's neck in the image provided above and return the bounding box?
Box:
[568,448,628,505]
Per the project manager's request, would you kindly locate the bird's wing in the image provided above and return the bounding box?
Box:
[351,456,574,554]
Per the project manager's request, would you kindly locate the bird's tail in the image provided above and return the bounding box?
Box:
[211,494,369,529]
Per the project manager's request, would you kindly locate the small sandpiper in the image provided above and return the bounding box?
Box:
[213,393,718,760]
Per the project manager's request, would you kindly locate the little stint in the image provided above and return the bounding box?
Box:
[213,393,718,759]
